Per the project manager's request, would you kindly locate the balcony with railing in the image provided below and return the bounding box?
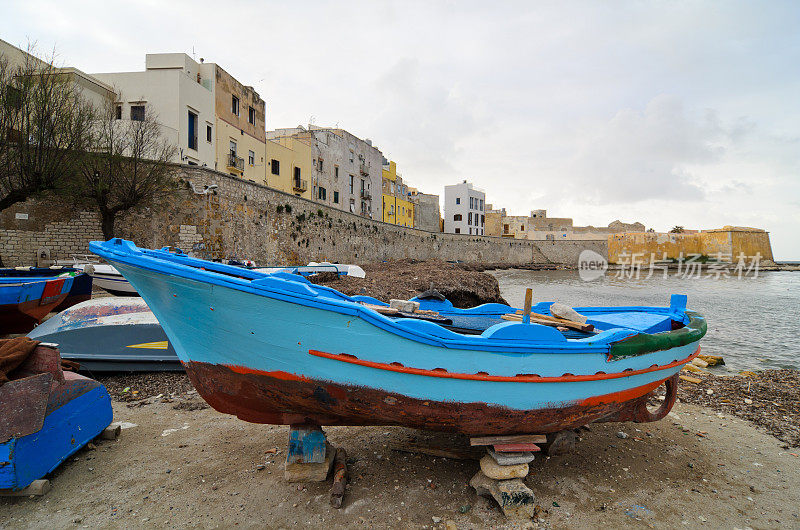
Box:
[293,177,308,192]
[360,188,371,200]
[227,153,244,173]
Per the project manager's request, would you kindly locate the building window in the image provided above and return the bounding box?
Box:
[334,166,339,178]
[231,95,239,116]
[248,106,255,125]
[468,212,472,224]
[115,105,122,120]
[470,197,474,209]
[271,159,280,175]
[360,179,365,192]
[333,191,339,204]
[318,187,326,200]
[130,105,145,121]
[521,225,525,231]
[453,214,462,222]
[248,150,255,166]
[455,197,460,205]
[188,110,198,150]
[349,175,354,194]
[455,228,460,234]
[481,214,485,225]
[294,166,301,180]
[229,140,237,156]
[318,159,323,171]
[480,199,484,210]
[503,224,509,233]
[469,228,473,235]
[206,124,212,142]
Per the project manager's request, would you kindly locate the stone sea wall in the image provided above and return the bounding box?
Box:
[0,166,607,267]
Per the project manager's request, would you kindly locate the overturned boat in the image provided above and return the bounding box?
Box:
[0,339,113,491]
[28,297,180,372]
[90,239,707,435]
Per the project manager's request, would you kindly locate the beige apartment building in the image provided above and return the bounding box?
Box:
[198,61,266,183]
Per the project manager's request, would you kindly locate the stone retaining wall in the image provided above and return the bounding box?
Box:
[0,166,607,267]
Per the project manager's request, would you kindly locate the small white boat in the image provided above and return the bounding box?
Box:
[57,255,137,296]
[80,263,138,296]
[255,261,366,278]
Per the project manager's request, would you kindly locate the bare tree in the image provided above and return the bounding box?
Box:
[72,98,177,239]
[0,46,95,210]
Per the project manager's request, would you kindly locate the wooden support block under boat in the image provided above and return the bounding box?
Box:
[493,443,542,453]
[470,434,547,447]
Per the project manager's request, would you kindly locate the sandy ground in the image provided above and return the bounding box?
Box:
[2,393,799,529]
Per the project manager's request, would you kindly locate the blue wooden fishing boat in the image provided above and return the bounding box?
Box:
[0,266,93,311]
[28,297,180,371]
[90,239,707,435]
[0,341,113,491]
[0,273,79,335]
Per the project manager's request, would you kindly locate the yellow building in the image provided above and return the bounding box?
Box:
[381,161,414,227]
[265,136,312,199]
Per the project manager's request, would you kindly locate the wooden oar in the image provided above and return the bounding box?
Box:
[503,312,594,332]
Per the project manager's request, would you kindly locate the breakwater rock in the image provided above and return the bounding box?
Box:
[309,259,508,308]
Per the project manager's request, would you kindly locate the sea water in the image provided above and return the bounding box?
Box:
[492,269,800,372]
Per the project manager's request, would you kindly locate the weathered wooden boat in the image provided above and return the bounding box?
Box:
[0,274,78,335]
[0,266,93,312]
[90,239,707,435]
[28,297,180,372]
[0,340,113,491]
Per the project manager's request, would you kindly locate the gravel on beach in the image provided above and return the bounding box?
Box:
[677,369,800,447]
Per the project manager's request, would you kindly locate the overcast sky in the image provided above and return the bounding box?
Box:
[3,1,799,258]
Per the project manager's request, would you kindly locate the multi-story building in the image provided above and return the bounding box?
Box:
[443,181,485,235]
[381,161,414,227]
[409,189,441,232]
[1,38,115,118]
[266,126,383,220]
[196,61,266,183]
[93,54,216,167]
[265,134,312,200]
[94,53,266,175]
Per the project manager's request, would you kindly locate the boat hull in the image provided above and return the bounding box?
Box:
[184,360,678,435]
[28,297,180,372]
[0,278,73,335]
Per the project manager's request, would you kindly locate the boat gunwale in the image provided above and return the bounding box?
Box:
[90,239,706,358]
[308,347,700,383]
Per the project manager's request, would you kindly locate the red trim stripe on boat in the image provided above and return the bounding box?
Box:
[308,347,700,383]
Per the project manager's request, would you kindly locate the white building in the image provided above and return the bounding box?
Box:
[92,54,216,167]
[444,181,485,235]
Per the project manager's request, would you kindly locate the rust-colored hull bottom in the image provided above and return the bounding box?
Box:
[0,295,68,335]
[184,361,679,435]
